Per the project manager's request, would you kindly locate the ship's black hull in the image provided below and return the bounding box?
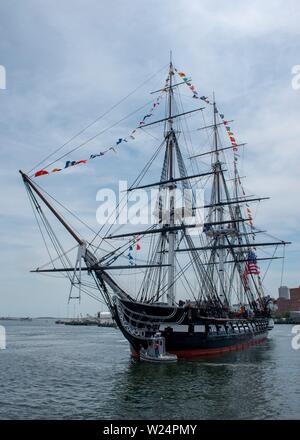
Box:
[113,299,271,358]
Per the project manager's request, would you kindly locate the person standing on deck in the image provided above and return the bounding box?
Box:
[154,341,160,357]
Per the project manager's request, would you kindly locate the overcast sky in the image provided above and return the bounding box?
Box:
[0,0,299,317]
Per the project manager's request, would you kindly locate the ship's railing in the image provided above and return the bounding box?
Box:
[115,297,269,339]
[119,301,189,331]
[119,300,179,322]
[115,299,156,340]
[211,319,267,335]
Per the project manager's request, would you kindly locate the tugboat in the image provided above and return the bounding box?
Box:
[140,333,178,363]
[20,56,290,359]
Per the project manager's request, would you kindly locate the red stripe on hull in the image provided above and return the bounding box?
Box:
[170,337,268,358]
[130,337,268,359]
[130,345,139,359]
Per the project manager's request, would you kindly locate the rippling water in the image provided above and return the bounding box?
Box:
[0,320,299,419]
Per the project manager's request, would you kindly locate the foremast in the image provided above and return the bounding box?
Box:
[166,59,176,306]
[212,98,226,304]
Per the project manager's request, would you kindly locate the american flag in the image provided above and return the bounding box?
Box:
[243,251,260,278]
[242,251,260,288]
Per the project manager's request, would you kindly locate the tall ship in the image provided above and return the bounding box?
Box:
[20,59,290,358]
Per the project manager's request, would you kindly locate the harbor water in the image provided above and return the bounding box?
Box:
[0,320,299,420]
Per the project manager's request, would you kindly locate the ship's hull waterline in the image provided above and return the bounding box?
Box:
[113,299,271,359]
[130,335,268,359]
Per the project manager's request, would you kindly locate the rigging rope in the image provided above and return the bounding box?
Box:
[280,245,286,286]
[28,63,168,174]
[29,100,155,177]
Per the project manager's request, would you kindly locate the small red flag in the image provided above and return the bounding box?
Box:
[35,170,49,177]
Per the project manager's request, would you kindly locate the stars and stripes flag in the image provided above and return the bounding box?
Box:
[246,251,260,275]
[242,251,260,288]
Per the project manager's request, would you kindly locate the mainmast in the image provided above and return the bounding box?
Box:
[212,98,225,302]
[166,57,176,305]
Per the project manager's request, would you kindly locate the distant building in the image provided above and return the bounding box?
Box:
[278,285,290,300]
[97,311,113,324]
[276,286,300,315]
[290,311,300,321]
[290,287,300,310]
